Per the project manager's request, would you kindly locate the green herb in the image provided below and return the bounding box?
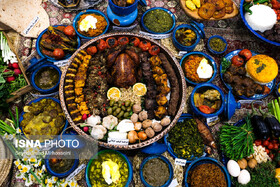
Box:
[7,74,27,93]
[143,9,173,33]
[167,119,204,160]
[219,115,254,160]
[221,57,231,73]
[233,162,278,187]
[256,63,266,73]
[254,59,260,65]
[209,37,226,52]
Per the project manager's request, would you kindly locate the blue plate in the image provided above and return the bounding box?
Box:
[180,51,217,85]
[36,25,81,62]
[240,0,280,47]
[73,9,109,40]
[220,49,276,100]
[141,7,176,34]
[164,114,208,164]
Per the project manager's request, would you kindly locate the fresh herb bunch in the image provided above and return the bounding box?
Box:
[233,162,279,187]
[168,118,204,160]
[221,57,231,74]
[219,115,255,160]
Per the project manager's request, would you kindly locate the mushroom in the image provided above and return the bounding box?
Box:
[132,104,142,113]
[145,127,155,138]
[130,113,138,123]
[138,111,148,121]
[142,119,152,129]
[152,122,162,132]
[161,116,171,126]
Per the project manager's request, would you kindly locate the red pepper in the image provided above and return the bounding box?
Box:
[139,40,151,51]
[149,45,160,56]
[130,37,140,46]
[118,36,129,45]
[198,105,213,114]
[106,37,118,48]
[97,39,107,51]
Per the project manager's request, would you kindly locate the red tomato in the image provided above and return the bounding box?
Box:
[118,37,129,45]
[53,48,65,59]
[268,142,274,150]
[231,55,244,67]
[263,140,269,146]
[198,105,213,114]
[86,46,97,55]
[106,37,118,48]
[238,49,252,61]
[265,149,270,154]
[139,40,151,51]
[254,139,262,146]
[149,45,160,56]
[272,139,278,143]
[273,143,279,150]
[270,153,275,160]
[97,39,107,51]
[63,25,75,37]
[130,37,140,46]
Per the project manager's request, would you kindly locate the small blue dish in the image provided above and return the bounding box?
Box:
[36,25,81,62]
[45,148,79,178]
[207,35,227,55]
[86,149,133,187]
[109,0,139,16]
[107,5,138,26]
[140,142,167,155]
[276,83,280,97]
[180,51,217,85]
[73,9,109,40]
[141,7,176,34]
[140,155,173,187]
[29,57,61,94]
[172,21,205,51]
[184,157,231,187]
[240,0,280,47]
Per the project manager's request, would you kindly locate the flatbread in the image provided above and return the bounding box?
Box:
[0,0,50,38]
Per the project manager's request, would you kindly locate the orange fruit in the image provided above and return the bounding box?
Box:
[133,83,147,96]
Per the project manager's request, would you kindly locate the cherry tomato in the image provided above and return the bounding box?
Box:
[263,140,269,146]
[238,49,252,61]
[268,142,274,150]
[86,46,97,55]
[272,139,278,144]
[139,40,151,51]
[265,149,270,154]
[63,25,76,37]
[273,143,279,150]
[270,153,275,160]
[118,37,129,45]
[254,139,262,146]
[106,37,118,48]
[97,39,107,51]
[231,55,244,67]
[149,45,160,56]
[130,37,140,46]
[53,48,65,59]
[198,105,213,114]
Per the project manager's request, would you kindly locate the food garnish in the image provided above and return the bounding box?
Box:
[132,83,147,96]
[107,87,121,100]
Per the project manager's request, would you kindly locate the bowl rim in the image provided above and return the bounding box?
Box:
[179,51,217,85]
[141,7,176,34]
[276,83,280,96]
[108,0,139,9]
[139,155,174,187]
[240,0,280,46]
[85,149,133,187]
[172,24,200,50]
[73,9,110,40]
[36,25,81,62]
[207,35,228,55]
[190,83,225,118]
[31,64,62,93]
[184,157,231,187]
[45,147,79,178]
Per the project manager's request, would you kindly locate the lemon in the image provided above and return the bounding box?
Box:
[133,83,147,96]
[107,87,121,100]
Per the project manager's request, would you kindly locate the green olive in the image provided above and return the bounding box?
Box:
[107,108,113,115]
[124,112,130,118]
[118,103,122,107]
[126,107,131,112]
[109,100,115,106]
[130,102,134,107]
[125,101,130,107]
[117,111,124,118]
[113,111,117,116]
[115,108,121,114]
[121,106,126,111]
[112,106,117,111]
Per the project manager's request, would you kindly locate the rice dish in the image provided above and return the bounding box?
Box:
[245,4,277,33]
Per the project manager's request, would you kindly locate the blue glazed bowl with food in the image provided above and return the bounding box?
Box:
[190,83,225,118]
[73,9,109,40]
[141,7,176,34]
[86,149,133,187]
[185,157,231,187]
[207,35,228,55]
[140,155,173,187]
[45,148,79,178]
[109,0,139,16]
[180,52,217,85]
[36,25,81,62]
[172,21,205,51]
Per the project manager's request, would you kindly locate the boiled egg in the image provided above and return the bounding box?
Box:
[79,15,98,32]
[102,159,121,185]
[196,58,213,79]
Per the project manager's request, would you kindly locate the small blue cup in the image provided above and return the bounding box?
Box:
[109,0,139,16]
[207,35,228,55]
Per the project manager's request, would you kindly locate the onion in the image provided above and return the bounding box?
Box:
[134,122,142,131]
[138,131,147,141]
[128,130,139,143]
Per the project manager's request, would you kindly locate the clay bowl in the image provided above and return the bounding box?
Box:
[59,32,187,150]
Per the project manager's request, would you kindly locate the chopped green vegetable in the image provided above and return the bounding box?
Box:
[221,57,231,74]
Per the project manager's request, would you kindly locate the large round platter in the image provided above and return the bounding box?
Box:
[59,32,187,150]
[220,49,276,100]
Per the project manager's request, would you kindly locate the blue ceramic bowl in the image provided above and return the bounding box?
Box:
[141,7,176,34]
[19,97,69,141]
[240,0,280,46]
[184,157,231,187]
[276,83,280,97]
[207,35,227,55]
[140,155,173,187]
[36,25,81,62]
[30,64,61,94]
[190,83,225,118]
[172,24,200,51]
[180,52,217,85]
[86,150,133,187]
[109,0,139,16]
[45,148,79,178]
[73,10,109,40]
